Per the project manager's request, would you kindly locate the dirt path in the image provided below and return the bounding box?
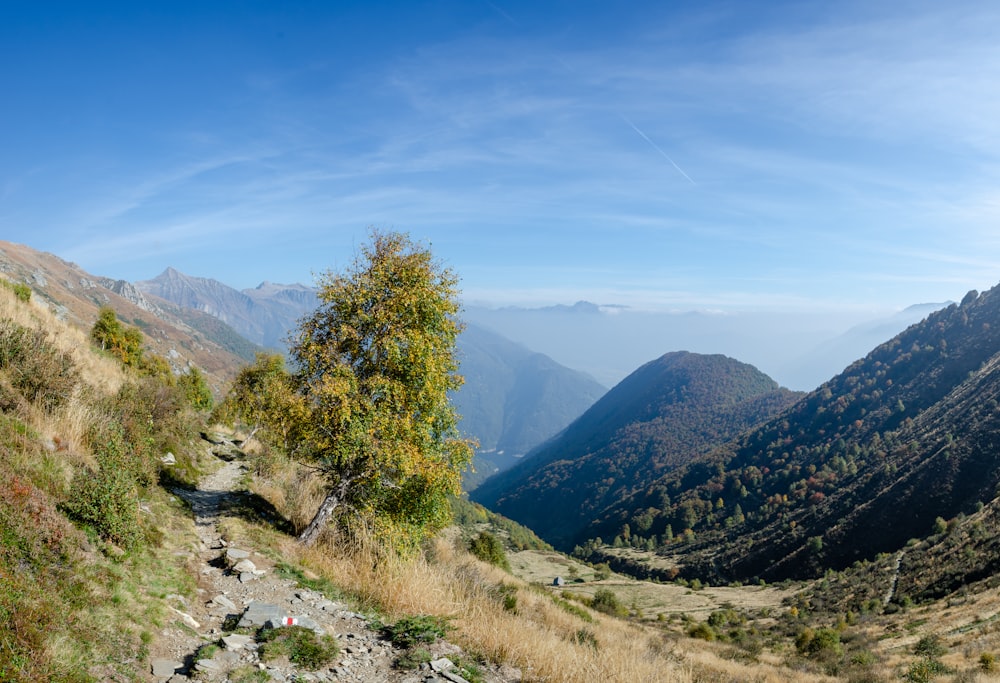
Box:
[148,452,506,683]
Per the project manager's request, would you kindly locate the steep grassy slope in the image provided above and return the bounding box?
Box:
[0,280,215,680]
[473,352,800,548]
[0,241,253,390]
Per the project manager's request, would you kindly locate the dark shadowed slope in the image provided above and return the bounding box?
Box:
[472,352,800,548]
[639,287,1000,590]
[454,323,606,491]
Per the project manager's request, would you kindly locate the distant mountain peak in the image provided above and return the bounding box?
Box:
[137,267,317,349]
[472,351,800,548]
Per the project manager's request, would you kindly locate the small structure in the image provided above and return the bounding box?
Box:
[552,576,565,587]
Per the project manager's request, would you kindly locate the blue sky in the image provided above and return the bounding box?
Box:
[4,0,1000,313]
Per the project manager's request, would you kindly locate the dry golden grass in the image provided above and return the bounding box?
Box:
[282,532,844,683]
[231,449,842,682]
[0,282,123,394]
[243,445,329,533]
[0,282,123,458]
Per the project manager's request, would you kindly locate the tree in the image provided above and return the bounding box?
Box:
[177,365,213,411]
[91,306,144,367]
[292,230,473,548]
[219,353,306,451]
[468,531,510,570]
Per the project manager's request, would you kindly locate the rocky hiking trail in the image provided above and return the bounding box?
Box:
[149,442,518,683]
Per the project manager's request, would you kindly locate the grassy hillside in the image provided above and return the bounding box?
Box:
[0,281,214,680]
[11,267,1000,682]
[0,279,819,682]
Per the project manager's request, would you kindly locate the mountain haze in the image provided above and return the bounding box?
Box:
[137,268,318,349]
[454,324,606,490]
[617,286,1000,596]
[464,301,948,391]
[136,267,604,487]
[472,352,801,548]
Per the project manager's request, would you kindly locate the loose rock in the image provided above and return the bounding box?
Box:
[151,658,183,678]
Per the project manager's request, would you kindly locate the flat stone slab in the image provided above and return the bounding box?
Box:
[232,558,257,573]
[225,548,250,564]
[239,602,283,628]
[195,658,220,673]
[222,634,254,651]
[151,658,183,678]
[431,657,454,673]
[211,594,237,610]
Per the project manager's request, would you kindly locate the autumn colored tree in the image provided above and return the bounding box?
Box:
[292,230,472,548]
[90,306,144,367]
[219,353,306,452]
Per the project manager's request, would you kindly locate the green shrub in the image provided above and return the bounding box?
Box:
[0,320,78,411]
[796,626,843,658]
[903,657,951,682]
[574,628,599,649]
[981,652,996,672]
[1,279,31,302]
[687,621,716,641]
[590,588,627,617]
[178,366,213,411]
[63,463,142,550]
[91,306,144,367]
[258,625,339,669]
[383,615,451,649]
[912,634,946,658]
[395,647,432,669]
[468,531,509,570]
[229,667,270,683]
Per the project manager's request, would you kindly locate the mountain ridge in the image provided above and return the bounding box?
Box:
[602,286,1000,598]
[472,351,801,547]
[0,241,256,389]
[137,267,318,349]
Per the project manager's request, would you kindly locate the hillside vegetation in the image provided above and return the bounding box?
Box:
[0,240,254,392]
[473,352,801,548]
[590,286,1000,600]
[12,246,1000,680]
[0,244,853,682]
[0,281,214,680]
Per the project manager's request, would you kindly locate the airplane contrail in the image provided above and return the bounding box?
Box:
[621,115,696,185]
[484,0,517,25]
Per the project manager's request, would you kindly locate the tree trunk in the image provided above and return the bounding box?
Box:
[242,424,261,450]
[298,477,351,546]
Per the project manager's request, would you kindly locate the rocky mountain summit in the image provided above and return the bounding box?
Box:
[137,268,318,349]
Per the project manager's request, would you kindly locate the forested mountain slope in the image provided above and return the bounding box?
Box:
[634,286,1000,588]
[454,324,606,490]
[472,352,801,547]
